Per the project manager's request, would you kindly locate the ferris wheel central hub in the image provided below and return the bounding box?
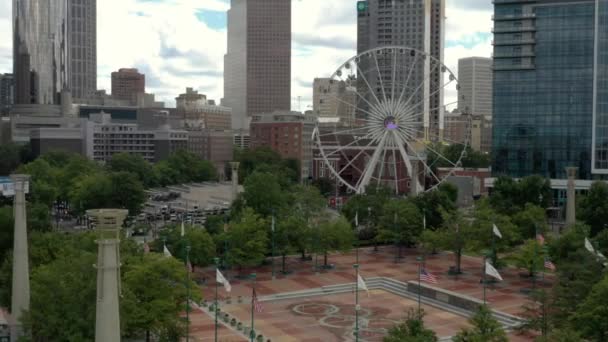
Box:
[383,116,398,130]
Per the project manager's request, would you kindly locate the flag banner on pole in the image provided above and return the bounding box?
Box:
[181,220,185,237]
[544,259,556,271]
[585,238,596,254]
[216,269,232,292]
[355,212,358,227]
[485,261,503,281]
[597,251,607,260]
[357,274,370,296]
[420,268,438,284]
[492,224,502,239]
[253,288,263,313]
[536,234,545,245]
[163,245,172,258]
[423,215,426,230]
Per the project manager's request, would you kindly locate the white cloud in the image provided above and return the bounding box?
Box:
[0,0,492,109]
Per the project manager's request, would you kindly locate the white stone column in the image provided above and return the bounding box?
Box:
[10,174,30,342]
[230,162,240,202]
[565,167,578,226]
[87,209,128,342]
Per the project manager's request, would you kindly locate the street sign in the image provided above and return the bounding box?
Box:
[0,177,29,197]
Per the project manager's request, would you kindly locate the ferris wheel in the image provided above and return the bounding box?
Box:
[313,46,469,195]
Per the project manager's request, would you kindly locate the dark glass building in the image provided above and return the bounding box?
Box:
[593,0,608,173]
[492,0,606,180]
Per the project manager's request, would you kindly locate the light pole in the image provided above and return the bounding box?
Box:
[416,256,423,318]
[185,245,191,342]
[250,273,257,342]
[214,257,220,342]
[354,263,360,342]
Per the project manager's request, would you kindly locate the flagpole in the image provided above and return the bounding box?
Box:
[271,210,275,280]
[214,257,219,342]
[417,257,422,317]
[186,245,191,342]
[354,263,359,342]
[250,273,257,342]
[532,224,537,292]
[491,223,496,266]
[483,257,487,305]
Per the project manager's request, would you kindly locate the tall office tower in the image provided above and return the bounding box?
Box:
[0,74,14,114]
[492,0,607,180]
[457,57,493,117]
[356,0,445,140]
[312,78,356,125]
[67,0,96,101]
[111,68,145,103]
[13,0,69,105]
[223,0,292,131]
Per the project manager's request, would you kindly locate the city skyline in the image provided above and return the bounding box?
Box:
[0,0,492,108]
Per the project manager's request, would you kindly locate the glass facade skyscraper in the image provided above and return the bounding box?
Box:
[492,0,603,180]
[13,0,69,105]
[593,0,608,172]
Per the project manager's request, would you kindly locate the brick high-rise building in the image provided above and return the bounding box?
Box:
[357,0,445,140]
[224,0,291,131]
[250,111,316,180]
[111,68,145,103]
[68,0,97,101]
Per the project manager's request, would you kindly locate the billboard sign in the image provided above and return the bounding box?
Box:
[0,177,29,196]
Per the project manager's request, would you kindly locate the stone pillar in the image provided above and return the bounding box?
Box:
[10,175,29,342]
[87,209,128,342]
[565,167,578,226]
[230,162,240,202]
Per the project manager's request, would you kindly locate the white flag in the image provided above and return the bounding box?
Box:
[216,269,232,292]
[597,251,607,260]
[492,224,502,239]
[485,261,503,281]
[423,215,426,230]
[357,274,369,296]
[585,238,596,254]
[355,212,359,227]
[181,220,185,237]
[163,245,172,258]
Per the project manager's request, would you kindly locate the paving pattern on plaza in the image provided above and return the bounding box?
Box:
[220,290,469,342]
[186,247,552,341]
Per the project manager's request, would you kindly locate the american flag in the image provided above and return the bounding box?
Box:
[252,288,263,313]
[420,268,438,284]
[544,259,556,271]
[536,234,545,245]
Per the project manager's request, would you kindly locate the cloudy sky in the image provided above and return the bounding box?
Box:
[0,0,493,108]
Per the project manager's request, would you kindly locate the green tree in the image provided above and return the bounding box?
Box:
[242,171,286,217]
[0,143,27,175]
[384,309,438,342]
[467,202,520,266]
[412,183,457,231]
[22,252,98,341]
[419,210,470,274]
[161,224,216,271]
[314,216,354,267]
[122,253,201,341]
[69,172,112,214]
[512,204,548,240]
[311,177,334,197]
[489,175,551,215]
[377,199,423,258]
[452,305,507,342]
[518,290,553,339]
[224,208,268,271]
[341,187,392,242]
[273,214,306,274]
[109,171,146,215]
[577,181,608,237]
[107,152,158,188]
[571,275,608,341]
[514,239,546,277]
[235,146,282,182]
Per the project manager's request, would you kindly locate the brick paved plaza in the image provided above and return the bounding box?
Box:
[187,246,552,341]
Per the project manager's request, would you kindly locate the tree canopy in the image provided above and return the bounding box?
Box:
[577,181,608,237]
